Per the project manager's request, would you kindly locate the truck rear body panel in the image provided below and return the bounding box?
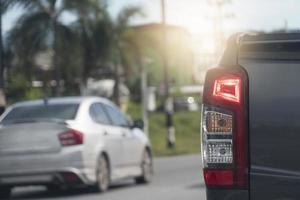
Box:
[205,33,300,200]
[241,59,300,200]
[241,34,300,200]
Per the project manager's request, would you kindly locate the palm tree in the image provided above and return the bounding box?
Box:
[110,6,143,106]
[4,0,144,104]
[66,3,144,105]
[0,0,13,108]
[64,0,111,94]
[4,0,76,96]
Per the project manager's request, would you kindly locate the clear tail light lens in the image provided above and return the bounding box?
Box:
[202,107,233,168]
[205,140,233,164]
[59,129,84,146]
[205,111,233,133]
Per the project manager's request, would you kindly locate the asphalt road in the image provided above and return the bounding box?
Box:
[11,154,206,200]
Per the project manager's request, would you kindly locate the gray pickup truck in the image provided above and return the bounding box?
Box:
[201,32,300,200]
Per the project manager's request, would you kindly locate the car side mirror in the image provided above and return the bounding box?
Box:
[132,119,144,130]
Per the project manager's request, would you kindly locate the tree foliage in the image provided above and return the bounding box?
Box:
[3,0,193,104]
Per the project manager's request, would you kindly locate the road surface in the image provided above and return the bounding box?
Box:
[11,154,206,200]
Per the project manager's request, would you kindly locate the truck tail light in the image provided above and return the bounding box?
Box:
[59,129,84,146]
[201,67,248,188]
[213,77,241,103]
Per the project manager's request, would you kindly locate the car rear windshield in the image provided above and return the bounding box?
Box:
[1,103,79,124]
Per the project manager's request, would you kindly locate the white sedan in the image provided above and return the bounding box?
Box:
[0,97,152,199]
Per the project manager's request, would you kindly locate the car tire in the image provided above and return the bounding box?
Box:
[135,149,153,184]
[0,186,11,199]
[95,155,110,193]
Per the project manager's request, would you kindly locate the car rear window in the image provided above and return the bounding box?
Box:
[1,104,79,123]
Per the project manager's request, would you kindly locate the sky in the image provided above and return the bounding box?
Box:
[2,0,300,53]
[3,0,300,35]
[108,0,300,34]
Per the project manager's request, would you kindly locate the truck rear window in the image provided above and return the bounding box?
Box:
[1,104,79,123]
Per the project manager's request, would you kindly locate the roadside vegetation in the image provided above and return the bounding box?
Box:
[128,102,201,156]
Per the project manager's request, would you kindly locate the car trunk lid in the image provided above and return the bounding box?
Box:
[0,121,68,155]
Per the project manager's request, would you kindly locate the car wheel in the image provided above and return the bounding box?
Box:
[96,155,110,192]
[135,149,153,184]
[0,186,11,199]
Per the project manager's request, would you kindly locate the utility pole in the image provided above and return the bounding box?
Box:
[161,0,175,149]
[161,0,168,97]
[113,43,121,107]
[141,58,149,137]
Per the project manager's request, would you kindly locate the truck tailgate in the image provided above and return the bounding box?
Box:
[240,41,300,200]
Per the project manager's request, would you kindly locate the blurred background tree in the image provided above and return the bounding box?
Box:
[64,0,111,93]
[2,0,195,105]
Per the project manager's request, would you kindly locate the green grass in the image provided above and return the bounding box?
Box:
[127,102,201,157]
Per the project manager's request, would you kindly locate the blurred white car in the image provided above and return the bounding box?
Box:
[174,96,199,112]
[0,97,152,199]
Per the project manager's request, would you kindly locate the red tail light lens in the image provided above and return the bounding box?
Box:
[213,76,241,103]
[59,129,84,146]
[204,169,233,186]
[202,67,248,189]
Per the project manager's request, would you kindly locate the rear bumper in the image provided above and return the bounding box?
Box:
[0,147,93,186]
[0,168,92,187]
[206,188,249,200]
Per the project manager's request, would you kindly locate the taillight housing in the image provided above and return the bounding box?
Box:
[201,67,248,189]
[59,129,84,146]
